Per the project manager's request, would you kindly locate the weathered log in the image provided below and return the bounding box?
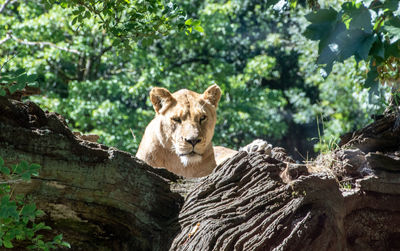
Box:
[170,149,400,250]
[170,151,345,250]
[0,97,183,250]
[339,113,400,152]
[2,97,400,251]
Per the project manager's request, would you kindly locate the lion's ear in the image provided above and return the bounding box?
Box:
[203,84,221,107]
[150,87,176,114]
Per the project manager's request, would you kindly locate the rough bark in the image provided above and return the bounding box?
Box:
[0,97,182,250]
[170,152,345,250]
[339,112,400,152]
[1,97,400,251]
[170,114,400,250]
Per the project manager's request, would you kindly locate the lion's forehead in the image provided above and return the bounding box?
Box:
[172,94,207,119]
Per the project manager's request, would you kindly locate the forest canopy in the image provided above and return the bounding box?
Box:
[1,0,398,159]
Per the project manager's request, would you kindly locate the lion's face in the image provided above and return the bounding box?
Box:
[150,85,221,167]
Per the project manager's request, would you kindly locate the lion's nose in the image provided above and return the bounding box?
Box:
[185,137,201,147]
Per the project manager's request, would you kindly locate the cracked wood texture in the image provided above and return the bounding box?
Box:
[170,114,400,251]
[2,96,400,251]
[170,152,346,251]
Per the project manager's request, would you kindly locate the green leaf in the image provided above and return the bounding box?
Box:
[112,39,121,46]
[1,195,11,205]
[341,2,373,33]
[0,157,4,167]
[21,203,36,218]
[14,161,28,174]
[305,8,338,23]
[338,30,373,60]
[16,73,27,84]
[14,68,25,76]
[26,74,37,83]
[8,84,19,94]
[72,17,78,25]
[53,234,63,242]
[0,77,15,84]
[185,18,192,26]
[290,0,298,9]
[355,34,376,61]
[365,65,379,93]
[36,239,45,248]
[384,17,400,42]
[34,222,51,231]
[61,241,71,248]
[316,26,373,70]
[0,89,6,96]
[385,41,400,58]
[192,20,201,26]
[29,163,41,176]
[25,229,35,239]
[3,239,13,248]
[383,0,400,11]
[193,25,204,33]
[303,8,338,41]
[370,38,385,59]
[0,166,10,175]
[0,196,18,219]
[315,23,345,64]
[84,11,91,19]
[21,172,31,181]
[16,81,27,91]
[35,209,45,217]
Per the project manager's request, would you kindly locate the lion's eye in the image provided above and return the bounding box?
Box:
[172,117,181,123]
[200,115,207,123]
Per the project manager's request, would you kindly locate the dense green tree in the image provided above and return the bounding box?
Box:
[0,0,393,159]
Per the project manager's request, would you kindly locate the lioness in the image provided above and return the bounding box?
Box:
[136,84,237,177]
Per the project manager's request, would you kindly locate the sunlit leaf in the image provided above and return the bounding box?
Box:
[194,25,204,33]
[185,18,193,25]
[384,17,400,42]
[342,2,373,33]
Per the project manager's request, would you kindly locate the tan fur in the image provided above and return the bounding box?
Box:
[136,84,237,177]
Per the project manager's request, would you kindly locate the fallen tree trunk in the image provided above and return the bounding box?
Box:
[1,97,400,250]
[0,97,183,250]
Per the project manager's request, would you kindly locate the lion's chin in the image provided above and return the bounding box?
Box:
[179,154,202,167]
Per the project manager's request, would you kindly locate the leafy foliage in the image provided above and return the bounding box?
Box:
[0,0,391,158]
[0,67,37,96]
[303,0,400,89]
[0,157,70,250]
[45,0,201,48]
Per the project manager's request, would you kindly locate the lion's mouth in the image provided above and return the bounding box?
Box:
[178,150,203,166]
[179,151,200,157]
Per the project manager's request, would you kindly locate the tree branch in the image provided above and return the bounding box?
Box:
[0,179,24,185]
[0,0,14,14]
[5,33,81,55]
[0,32,12,45]
[11,34,81,54]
